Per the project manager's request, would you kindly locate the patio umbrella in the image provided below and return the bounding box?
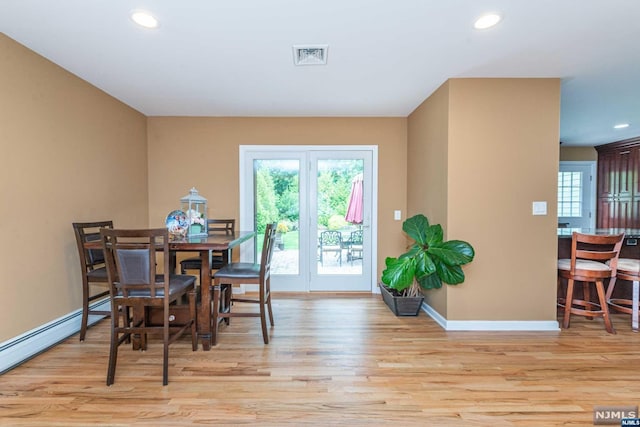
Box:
[345,173,364,224]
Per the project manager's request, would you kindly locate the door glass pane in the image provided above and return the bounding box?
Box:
[254,159,299,275]
[316,159,363,275]
[558,171,582,217]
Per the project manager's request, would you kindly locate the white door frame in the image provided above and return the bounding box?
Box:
[239,145,378,292]
[558,161,596,229]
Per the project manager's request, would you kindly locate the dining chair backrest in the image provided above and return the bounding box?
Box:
[73,221,114,272]
[568,232,625,278]
[260,222,278,281]
[207,219,235,235]
[101,228,169,300]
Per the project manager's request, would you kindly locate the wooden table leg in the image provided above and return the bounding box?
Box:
[198,249,212,350]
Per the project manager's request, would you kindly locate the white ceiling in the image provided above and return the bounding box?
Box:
[1,0,639,146]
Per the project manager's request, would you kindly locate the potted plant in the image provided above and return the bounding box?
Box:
[380,214,475,316]
[275,221,289,250]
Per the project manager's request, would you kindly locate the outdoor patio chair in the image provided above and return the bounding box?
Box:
[319,230,343,266]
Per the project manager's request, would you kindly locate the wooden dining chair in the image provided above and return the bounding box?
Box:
[100,228,197,386]
[72,221,114,341]
[211,223,277,345]
[557,232,624,333]
[180,219,236,274]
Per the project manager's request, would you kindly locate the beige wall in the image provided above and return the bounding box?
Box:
[408,78,561,321]
[0,34,148,341]
[407,81,450,316]
[147,117,408,279]
[560,146,597,161]
[0,32,565,343]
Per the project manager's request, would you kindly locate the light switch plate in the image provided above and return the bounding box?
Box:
[532,201,547,215]
[394,210,402,220]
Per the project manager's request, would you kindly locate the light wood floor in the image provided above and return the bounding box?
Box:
[2,293,640,426]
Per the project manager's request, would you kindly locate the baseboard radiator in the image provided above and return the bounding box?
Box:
[0,299,110,374]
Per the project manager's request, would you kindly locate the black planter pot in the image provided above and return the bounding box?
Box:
[379,283,424,316]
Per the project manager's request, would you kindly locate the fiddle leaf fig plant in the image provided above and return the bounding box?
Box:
[381,214,475,297]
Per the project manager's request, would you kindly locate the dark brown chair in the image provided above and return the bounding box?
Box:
[557,232,624,333]
[101,228,197,386]
[211,223,277,345]
[180,219,236,274]
[72,221,114,341]
[606,258,640,332]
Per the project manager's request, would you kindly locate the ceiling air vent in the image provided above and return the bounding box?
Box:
[293,45,328,66]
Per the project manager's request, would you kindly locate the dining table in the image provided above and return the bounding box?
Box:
[85,230,256,351]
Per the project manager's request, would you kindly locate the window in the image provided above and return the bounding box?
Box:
[557,171,582,217]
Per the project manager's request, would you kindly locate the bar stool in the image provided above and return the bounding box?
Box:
[557,232,624,334]
[606,258,640,332]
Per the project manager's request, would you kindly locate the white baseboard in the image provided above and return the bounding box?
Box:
[421,301,560,331]
[0,299,110,374]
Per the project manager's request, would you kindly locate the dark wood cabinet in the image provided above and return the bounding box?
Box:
[596,137,640,228]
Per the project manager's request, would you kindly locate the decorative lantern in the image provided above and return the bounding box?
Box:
[180,187,208,237]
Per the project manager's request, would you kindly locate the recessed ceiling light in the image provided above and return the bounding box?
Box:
[474,13,501,30]
[614,123,630,129]
[131,11,158,29]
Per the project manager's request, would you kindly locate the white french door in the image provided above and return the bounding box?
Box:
[240,146,377,292]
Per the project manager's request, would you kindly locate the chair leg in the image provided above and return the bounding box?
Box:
[140,308,148,351]
[605,277,617,301]
[106,325,119,386]
[122,306,131,344]
[189,290,197,351]
[563,278,575,329]
[224,284,232,325]
[595,280,615,334]
[80,280,90,342]
[583,282,593,319]
[260,302,269,345]
[162,329,169,386]
[266,278,274,327]
[211,284,221,346]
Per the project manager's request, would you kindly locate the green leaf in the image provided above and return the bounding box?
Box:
[381,256,415,291]
[418,273,442,289]
[434,260,466,285]
[403,214,429,245]
[428,240,475,266]
[425,224,444,246]
[401,244,422,259]
[414,250,436,279]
